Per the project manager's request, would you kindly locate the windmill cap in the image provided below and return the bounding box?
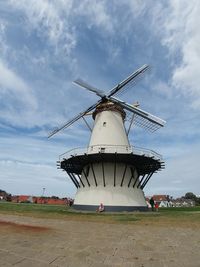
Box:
[92,101,126,120]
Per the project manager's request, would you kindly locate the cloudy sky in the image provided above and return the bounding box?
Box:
[0,0,199,198]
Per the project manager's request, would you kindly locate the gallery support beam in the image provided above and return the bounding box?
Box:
[70,157,85,187]
[121,164,127,186]
[140,173,151,189]
[141,172,154,189]
[77,174,85,187]
[133,173,140,188]
[82,167,90,187]
[67,172,79,188]
[71,173,80,188]
[137,174,146,188]
[101,161,106,187]
[113,153,117,187]
[128,166,135,187]
[90,163,98,186]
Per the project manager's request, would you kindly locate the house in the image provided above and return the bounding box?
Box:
[11,195,31,203]
[152,195,172,207]
[171,198,195,207]
[46,198,67,205]
[0,190,11,201]
[145,197,151,208]
[33,197,68,205]
[11,195,73,205]
[146,195,172,208]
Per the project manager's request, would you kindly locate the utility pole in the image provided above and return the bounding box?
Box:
[42,187,45,197]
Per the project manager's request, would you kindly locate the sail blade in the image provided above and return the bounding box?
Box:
[110,96,166,130]
[48,100,101,138]
[107,64,149,97]
[73,79,105,98]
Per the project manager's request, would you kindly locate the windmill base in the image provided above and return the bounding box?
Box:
[73,185,148,212]
[73,204,148,212]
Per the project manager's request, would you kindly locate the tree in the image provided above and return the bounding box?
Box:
[51,196,59,199]
[185,192,197,201]
[184,192,200,205]
[6,194,12,202]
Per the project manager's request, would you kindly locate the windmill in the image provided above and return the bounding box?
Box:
[49,64,165,211]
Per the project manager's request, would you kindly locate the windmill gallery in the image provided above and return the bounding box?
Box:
[49,65,166,211]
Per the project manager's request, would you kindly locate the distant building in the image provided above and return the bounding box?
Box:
[145,197,151,208]
[0,190,10,200]
[152,195,172,207]
[146,195,172,208]
[171,198,195,207]
[11,195,30,203]
[11,195,73,205]
[146,194,196,208]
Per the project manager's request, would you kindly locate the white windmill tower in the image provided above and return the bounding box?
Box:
[49,65,165,211]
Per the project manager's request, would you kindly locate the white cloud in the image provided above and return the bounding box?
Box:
[0,159,75,197]
[0,20,8,56]
[152,80,172,98]
[122,0,146,17]
[0,59,37,110]
[9,0,76,56]
[160,1,200,109]
[0,135,76,197]
[145,141,200,197]
[74,0,114,33]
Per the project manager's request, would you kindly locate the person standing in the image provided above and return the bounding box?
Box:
[150,197,155,211]
[155,202,159,212]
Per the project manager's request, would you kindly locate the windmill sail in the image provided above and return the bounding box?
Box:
[107,64,149,97]
[48,99,102,138]
[109,96,165,130]
[73,79,105,98]
[48,64,165,138]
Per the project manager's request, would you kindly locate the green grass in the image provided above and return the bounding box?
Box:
[0,202,200,225]
[160,206,200,212]
[0,202,69,214]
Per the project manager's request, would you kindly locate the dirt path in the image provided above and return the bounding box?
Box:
[0,214,199,267]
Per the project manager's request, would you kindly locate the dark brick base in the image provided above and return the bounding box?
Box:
[73,204,148,212]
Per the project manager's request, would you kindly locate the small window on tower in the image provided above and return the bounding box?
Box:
[103,122,106,127]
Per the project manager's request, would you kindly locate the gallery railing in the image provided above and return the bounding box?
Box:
[59,144,162,161]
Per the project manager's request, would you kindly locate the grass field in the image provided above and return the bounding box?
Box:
[0,202,200,227]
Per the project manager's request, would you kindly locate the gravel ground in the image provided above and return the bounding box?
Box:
[0,214,200,267]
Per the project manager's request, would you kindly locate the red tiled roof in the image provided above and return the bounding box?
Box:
[18,195,30,202]
[11,195,72,205]
[152,195,169,201]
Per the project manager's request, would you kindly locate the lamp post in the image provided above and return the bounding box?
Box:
[42,187,45,197]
